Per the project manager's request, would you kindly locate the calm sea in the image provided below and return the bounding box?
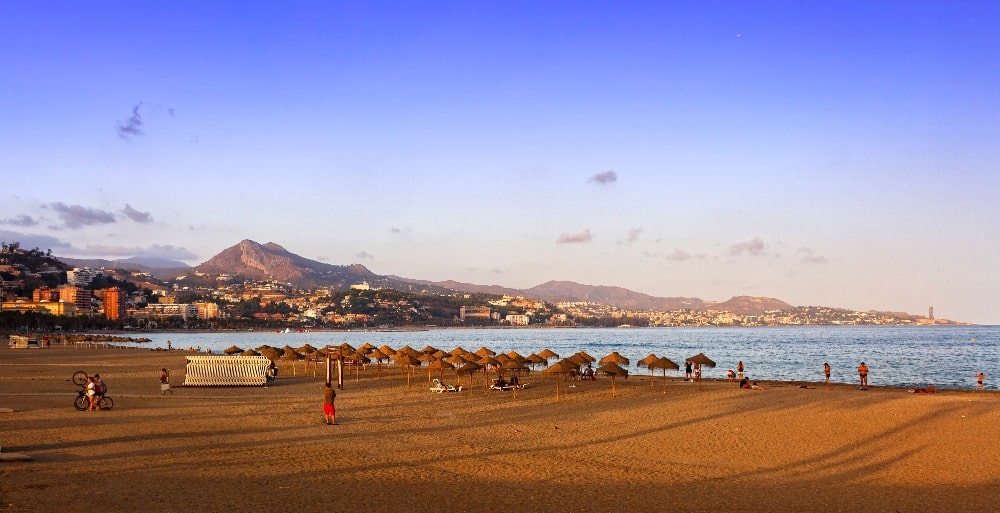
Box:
[127,325,999,391]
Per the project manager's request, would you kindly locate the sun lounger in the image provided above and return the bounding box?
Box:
[489,383,528,391]
[430,379,463,393]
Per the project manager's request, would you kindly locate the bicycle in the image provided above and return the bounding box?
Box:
[72,371,114,411]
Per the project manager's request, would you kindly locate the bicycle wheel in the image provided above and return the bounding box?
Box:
[74,395,89,411]
[99,396,113,410]
[72,371,88,386]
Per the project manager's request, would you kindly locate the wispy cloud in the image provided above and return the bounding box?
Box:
[115,103,144,139]
[729,236,766,256]
[797,247,828,264]
[81,243,198,260]
[557,229,592,244]
[617,227,642,245]
[0,215,39,227]
[589,170,617,184]
[389,227,402,234]
[666,249,693,261]
[45,202,116,229]
[356,251,374,261]
[121,204,153,223]
[0,230,74,253]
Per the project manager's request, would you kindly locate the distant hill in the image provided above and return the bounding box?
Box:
[708,295,792,315]
[193,239,453,293]
[524,280,706,311]
[59,239,795,316]
[59,257,189,280]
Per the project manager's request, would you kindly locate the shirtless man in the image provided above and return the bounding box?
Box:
[857,362,869,388]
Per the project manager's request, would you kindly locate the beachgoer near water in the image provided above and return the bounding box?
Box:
[727,369,736,382]
[160,368,172,395]
[323,382,337,425]
[976,372,985,391]
[694,364,702,382]
[510,374,520,389]
[685,361,692,381]
[823,363,832,389]
[739,377,750,389]
[737,361,745,381]
[582,365,595,381]
[857,362,869,388]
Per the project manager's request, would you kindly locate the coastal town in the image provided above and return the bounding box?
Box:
[0,243,953,331]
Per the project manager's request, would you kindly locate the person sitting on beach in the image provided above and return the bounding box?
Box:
[582,365,595,381]
[494,375,507,388]
[739,377,750,389]
[750,382,764,390]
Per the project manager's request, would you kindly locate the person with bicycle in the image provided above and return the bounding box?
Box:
[86,376,99,411]
[94,373,107,402]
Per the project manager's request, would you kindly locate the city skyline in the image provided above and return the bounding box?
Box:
[2,2,998,324]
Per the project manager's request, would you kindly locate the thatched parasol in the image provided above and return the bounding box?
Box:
[543,359,582,401]
[526,353,548,369]
[224,344,243,355]
[420,345,438,354]
[537,348,559,360]
[686,353,715,386]
[574,351,596,363]
[599,351,630,366]
[474,346,496,357]
[393,353,421,387]
[426,358,454,381]
[432,349,451,359]
[641,356,679,385]
[457,361,482,389]
[638,354,660,368]
[297,343,317,354]
[379,344,397,357]
[259,346,282,361]
[597,362,629,397]
[240,348,260,356]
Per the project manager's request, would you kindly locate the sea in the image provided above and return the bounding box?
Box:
[125,325,999,391]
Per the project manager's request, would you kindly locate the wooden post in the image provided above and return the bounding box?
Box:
[325,353,332,386]
[337,357,344,390]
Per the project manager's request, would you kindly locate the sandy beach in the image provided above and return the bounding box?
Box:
[1,344,998,513]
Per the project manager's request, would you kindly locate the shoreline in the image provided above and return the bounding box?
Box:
[1,345,998,512]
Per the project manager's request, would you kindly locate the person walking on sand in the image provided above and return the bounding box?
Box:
[857,362,869,388]
[323,382,337,425]
[976,372,985,391]
[86,376,99,411]
[824,362,832,389]
[160,368,172,395]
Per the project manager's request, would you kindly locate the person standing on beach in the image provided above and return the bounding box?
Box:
[736,361,745,381]
[160,368,172,395]
[323,382,337,425]
[976,372,985,391]
[685,361,693,381]
[823,363,832,389]
[857,362,869,388]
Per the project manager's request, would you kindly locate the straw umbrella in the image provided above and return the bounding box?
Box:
[543,359,581,401]
[641,356,679,385]
[537,348,559,361]
[478,355,501,385]
[393,353,421,387]
[427,358,454,382]
[368,348,389,376]
[240,348,260,356]
[474,346,496,358]
[686,353,716,388]
[599,351,630,367]
[457,361,482,389]
[597,362,629,397]
[526,353,548,370]
[224,344,243,355]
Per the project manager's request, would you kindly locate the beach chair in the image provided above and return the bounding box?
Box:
[430,379,448,393]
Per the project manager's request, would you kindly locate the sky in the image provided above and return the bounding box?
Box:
[1,1,998,324]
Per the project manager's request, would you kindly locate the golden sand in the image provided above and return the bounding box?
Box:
[1,345,998,512]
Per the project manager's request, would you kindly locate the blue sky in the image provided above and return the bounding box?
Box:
[2,1,998,323]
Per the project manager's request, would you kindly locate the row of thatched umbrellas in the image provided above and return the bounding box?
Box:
[217,342,717,396]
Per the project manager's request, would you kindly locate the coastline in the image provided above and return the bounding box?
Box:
[1,345,997,512]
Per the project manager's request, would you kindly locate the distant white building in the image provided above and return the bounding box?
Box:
[505,314,530,326]
[67,268,101,286]
[350,282,370,291]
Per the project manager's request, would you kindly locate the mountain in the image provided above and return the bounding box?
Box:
[193,240,452,293]
[60,257,189,280]
[524,280,706,311]
[708,296,793,315]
